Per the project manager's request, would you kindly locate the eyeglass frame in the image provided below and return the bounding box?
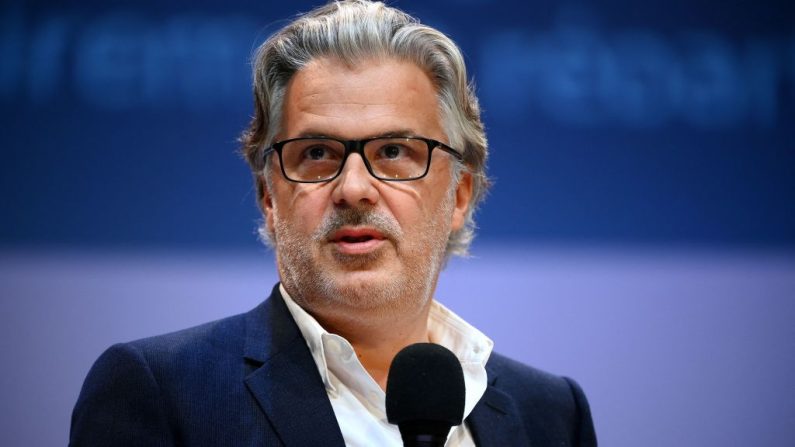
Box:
[262,136,464,183]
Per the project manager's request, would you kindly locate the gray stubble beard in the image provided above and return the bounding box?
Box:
[272,195,454,323]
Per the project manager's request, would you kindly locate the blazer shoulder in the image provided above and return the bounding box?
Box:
[486,352,597,446]
[127,310,249,360]
[71,306,262,446]
[77,309,251,399]
[77,307,254,403]
[487,352,572,393]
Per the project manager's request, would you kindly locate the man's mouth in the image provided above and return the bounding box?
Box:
[329,228,387,254]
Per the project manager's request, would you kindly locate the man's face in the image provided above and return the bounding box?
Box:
[262,57,472,322]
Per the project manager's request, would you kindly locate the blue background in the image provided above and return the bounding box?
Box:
[1,0,794,445]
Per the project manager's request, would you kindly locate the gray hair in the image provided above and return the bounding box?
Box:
[240,0,490,257]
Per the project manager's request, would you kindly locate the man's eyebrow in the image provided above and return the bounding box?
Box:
[370,129,417,138]
[292,129,419,139]
[293,130,332,139]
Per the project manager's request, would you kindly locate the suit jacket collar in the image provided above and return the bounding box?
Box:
[240,284,527,447]
[467,362,532,447]
[242,284,346,447]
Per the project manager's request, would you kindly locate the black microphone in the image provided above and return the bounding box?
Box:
[386,343,466,447]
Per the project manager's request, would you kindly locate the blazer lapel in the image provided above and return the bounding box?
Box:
[242,285,346,447]
[467,365,532,447]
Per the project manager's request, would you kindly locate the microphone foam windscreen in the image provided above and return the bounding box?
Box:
[385,343,466,426]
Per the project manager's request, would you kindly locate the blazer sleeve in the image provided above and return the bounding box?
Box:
[564,377,597,447]
[69,343,176,447]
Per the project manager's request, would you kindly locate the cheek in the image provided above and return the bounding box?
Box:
[416,166,456,216]
[379,183,443,228]
[273,187,331,233]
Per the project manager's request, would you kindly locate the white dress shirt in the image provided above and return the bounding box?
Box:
[280,284,494,447]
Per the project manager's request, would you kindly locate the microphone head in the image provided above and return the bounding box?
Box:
[386,343,466,439]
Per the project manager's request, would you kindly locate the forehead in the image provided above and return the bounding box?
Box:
[280,57,445,140]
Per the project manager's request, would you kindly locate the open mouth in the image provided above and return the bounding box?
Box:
[339,234,376,243]
[329,228,387,254]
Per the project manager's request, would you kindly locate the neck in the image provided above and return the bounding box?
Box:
[312,301,434,390]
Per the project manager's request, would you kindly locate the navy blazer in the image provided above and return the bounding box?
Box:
[70,284,597,446]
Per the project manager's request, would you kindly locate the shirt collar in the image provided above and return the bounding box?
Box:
[280,284,336,390]
[279,283,494,418]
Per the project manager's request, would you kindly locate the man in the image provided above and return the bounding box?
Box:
[70,1,597,446]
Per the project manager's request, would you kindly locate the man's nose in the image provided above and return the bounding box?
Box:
[330,153,380,206]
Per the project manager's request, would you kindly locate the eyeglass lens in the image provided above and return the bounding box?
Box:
[280,138,430,181]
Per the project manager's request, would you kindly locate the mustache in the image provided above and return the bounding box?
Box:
[314,207,402,242]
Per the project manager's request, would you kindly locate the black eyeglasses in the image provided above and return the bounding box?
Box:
[262,136,463,183]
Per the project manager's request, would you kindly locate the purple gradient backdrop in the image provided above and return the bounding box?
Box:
[2,245,794,446]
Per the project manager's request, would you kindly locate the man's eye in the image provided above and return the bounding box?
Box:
[305,146,329,160]
[380,144,404,159]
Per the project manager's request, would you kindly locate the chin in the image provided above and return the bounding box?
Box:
[329,248,389,270]
[325,272,410,310]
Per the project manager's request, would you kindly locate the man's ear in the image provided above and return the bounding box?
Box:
[259,175,275,235]
[451,171,473,232]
